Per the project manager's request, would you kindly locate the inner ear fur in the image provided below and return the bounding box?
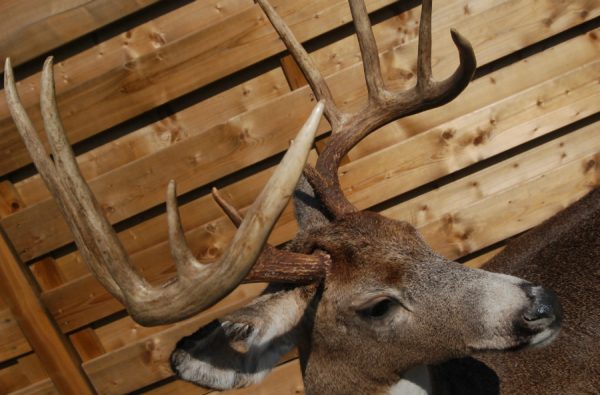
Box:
[294,174,332,230]
[170,285,312,390]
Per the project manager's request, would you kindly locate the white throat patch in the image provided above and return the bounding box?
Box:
[388,365,432,395]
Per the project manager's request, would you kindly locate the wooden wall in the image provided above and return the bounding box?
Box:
[0,0,598,393]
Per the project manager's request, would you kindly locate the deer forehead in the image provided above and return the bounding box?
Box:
[310,212,434,258]
[299,212,442,291]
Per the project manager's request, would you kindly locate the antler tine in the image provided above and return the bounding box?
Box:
[4,57,324,325]
[4,58,127,300]
[39,58,149,299]
[255,0,342,128]
[348,0,386,101]
[212,187,330,283]
[211,187,243,227]
[416,0,433,90]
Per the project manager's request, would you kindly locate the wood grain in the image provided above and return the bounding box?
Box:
[0,307,31,363]
[0,230,93,394]
[0,0,162,66]
[0,181,25,219]
[0,0,399,176]
[0,354,46,394]
[9,378,59,395]
[4,0,598,264]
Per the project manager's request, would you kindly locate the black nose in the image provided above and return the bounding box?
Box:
[522,285,562,326]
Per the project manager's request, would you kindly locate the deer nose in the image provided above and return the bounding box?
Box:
[522,285,562,326]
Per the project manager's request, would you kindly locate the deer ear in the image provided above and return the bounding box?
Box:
[170,285,309,390]
[294,174,331,230]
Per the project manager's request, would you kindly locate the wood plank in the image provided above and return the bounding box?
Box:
[144,358,304,395]
[417,156,599,259]
[142,380,213,395]
[13,0,490,207]
[80,130,599,394]
[4,0,598,263]
[463,247,505,269]
[94,315,176,354]
[82,283,265,395]
[9,379,59,395]
[280,55,309,90]
[70,328,106,362]
[0,354,48,394]
[0,307,31,363]
[0,0,400,176]
[0,358,31,394]
[29,258,65,291]
[17,353,48,385]
[208,359,304,395]
[0,181,25,219]
[0,0,162,67]
[340,59,600,211]
[382,131,600,258]
[38,36,600,331]
[0,230,94,394]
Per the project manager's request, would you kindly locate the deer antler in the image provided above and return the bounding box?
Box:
[211,187,329,283]
[4,57,325,326]
[257,0,476,217]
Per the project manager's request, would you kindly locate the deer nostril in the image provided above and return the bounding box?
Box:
[522,286,561,324]
[524,301,553,321]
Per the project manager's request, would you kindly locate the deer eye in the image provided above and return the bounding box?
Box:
[357,296,396,319]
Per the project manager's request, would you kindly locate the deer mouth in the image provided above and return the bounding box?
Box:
[528,325,561,348]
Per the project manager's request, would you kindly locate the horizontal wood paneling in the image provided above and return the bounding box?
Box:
[3,0,598,263]
[0,354,48,394]
[0,307,31,363]
[0,0,598,393]
[0,0,162,66]
[0,0,401,176]
[9,378,59,395]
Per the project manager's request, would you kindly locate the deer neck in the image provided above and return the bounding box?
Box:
[299,340,432,395]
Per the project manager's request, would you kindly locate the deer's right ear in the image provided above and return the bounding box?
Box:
[170,285,310,390]
[294,174,331,230]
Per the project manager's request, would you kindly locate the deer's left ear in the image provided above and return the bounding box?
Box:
[170,285,311,390]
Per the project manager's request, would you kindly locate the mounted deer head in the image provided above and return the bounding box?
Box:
[4,0,562,394]
[431,186,600,394]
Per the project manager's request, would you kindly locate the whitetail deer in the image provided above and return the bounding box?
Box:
[4,0,567,394]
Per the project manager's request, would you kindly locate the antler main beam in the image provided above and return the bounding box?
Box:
[4,58,324,325]
[257,0,477,218]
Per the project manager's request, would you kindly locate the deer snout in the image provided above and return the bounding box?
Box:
[523,285,561,323]
[518,284,562,347]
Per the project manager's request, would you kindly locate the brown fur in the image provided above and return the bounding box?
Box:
[433,187,600,394]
